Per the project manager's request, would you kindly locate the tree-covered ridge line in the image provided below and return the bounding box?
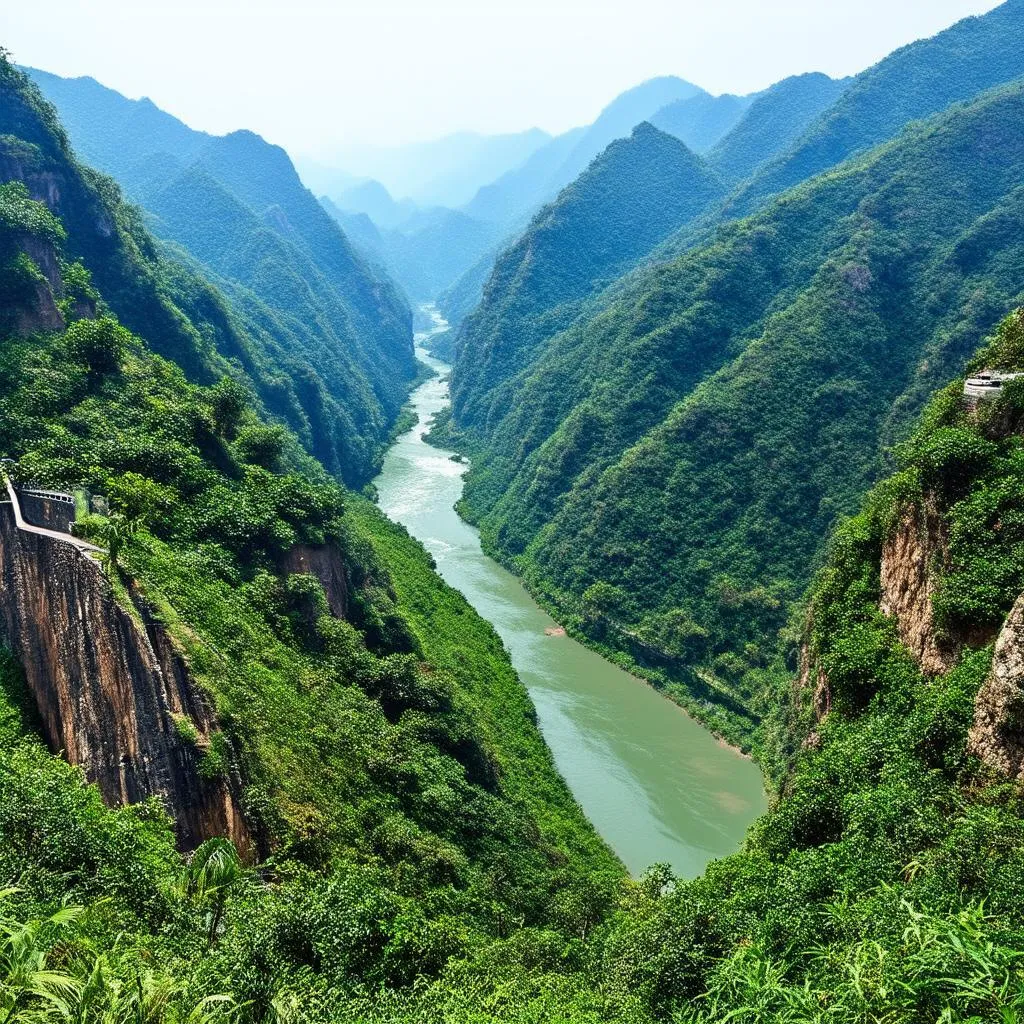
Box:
[450,121,726,433]
[442,71,1024,752]
[24,63,417,487]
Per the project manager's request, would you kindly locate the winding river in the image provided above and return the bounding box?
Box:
[373,308,767,877]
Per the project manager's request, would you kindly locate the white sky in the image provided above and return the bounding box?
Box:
[0,0,1005,154]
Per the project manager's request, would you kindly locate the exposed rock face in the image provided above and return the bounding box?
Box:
[968,592,1024,779]
[0,503,253,855]
[879,506,957,675]
[796,640,830,750]
[5,232,65,337]
[280,543,349,619]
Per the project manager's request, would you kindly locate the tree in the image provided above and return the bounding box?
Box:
[65,318,128,376]
[233,425,287,471]
[100,512,138,572]
[0,894,82,1024]
[208,377,248,440]
[183,839,242,945]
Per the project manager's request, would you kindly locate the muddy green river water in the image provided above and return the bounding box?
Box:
[372,308,767,876]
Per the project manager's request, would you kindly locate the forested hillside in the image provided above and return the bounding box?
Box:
[27,68,416,485]
[722,0,1024,219]
[447,77,1024,748]
[0,51,630,1021]
[649,91,752,152]
[451,122,724,427]
[461,77,704,233]
[707,72,850,184]
[9,130,1024,1013]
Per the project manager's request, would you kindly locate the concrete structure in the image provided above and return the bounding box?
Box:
[964,370,1024,401]
[2,475,102,553]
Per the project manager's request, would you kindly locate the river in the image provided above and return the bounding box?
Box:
[373,308,767,877]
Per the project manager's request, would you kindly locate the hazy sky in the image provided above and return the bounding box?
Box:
[0,0,1005,155]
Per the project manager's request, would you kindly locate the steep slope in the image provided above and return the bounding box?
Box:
[452,122,725,435]
[650,91,752,152]
[332,178,417,229]
[23,67,209,186]
[582,316,1024,1020]
[448,80,1024,746]
[437,245,503,330]
[461,77,706,232]
[317,196,385,259]
[378,208,502,302]
[28,67,415,485]
[0,52,620,1017]
[708,72,850,183]
[462,126,586,225]
[724,0,1024,217]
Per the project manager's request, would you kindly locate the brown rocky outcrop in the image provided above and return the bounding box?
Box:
[967,592,1024,780]
[6,232,65,337]
[879,505,957,675]
[280,543,349,619]
[0,503,253,856]
[796,640,830,750]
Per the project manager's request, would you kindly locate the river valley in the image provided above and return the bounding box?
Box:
[373,308,767,877]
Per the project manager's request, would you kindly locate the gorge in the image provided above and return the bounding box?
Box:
[373,309,766,876]
[6,5,1024,1020]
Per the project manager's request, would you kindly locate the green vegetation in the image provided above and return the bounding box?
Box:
[0,60,625,1022]
[707,72,850,185]
[26,65,416,486]
[448,77,1024,751]
[6,304,1024,1020]
[649,91,752,153]
[723,0,1024,219]
[452,122,724,428]
[8,12,1024,1021]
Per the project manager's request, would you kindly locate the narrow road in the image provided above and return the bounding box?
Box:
[3,475,104,553]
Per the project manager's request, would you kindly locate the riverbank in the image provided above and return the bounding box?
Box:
[371,307,766,878]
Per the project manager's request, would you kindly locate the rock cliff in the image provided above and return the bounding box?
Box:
[968,592,1024,779]
[280,543,349,619]
[879,505,957,675]
[0,503,253,855]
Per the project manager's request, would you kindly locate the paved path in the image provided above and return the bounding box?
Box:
[3,475,104,553]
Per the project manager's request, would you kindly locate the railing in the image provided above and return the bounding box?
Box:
[1,473,104,554]
[16,487,76,505]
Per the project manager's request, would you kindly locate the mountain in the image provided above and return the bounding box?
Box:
[17,68,210,186]
[437,245,504,330]
[313,127,552,207]
[461,77,706,232]
[452,122,725,430]
[462,126,586,225]
[707,72,850,183]
[556,77,706,184]
[317,195,385,257]
[332,178,417,229]
[725,0,1024,217]
[446,78,1024,747]
[379,208,503,302]
[650,91,753,152]
[27,67,416,485]
[0,49,622,1020]
[10,32,1024,1024]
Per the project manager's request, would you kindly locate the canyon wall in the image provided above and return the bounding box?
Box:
[0,502,253,855]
